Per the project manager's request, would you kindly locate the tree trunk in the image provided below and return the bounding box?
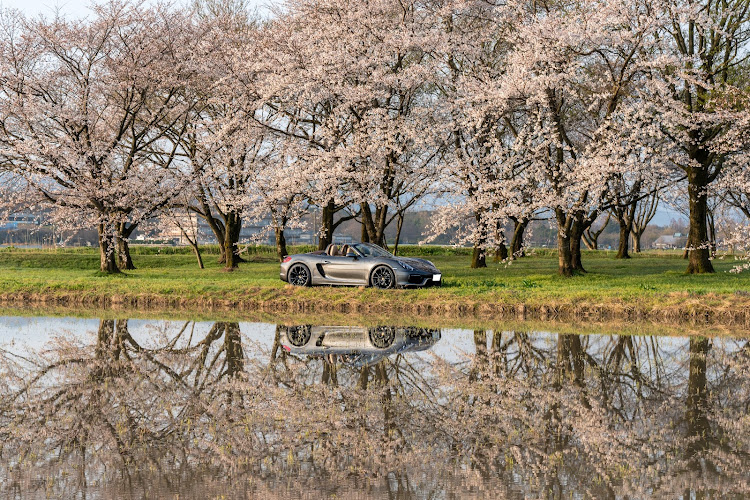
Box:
[582,234,597,250]
[584,212,611,251]
[195,188,227,263]
[117,236,136,270]
[492,222,508,262]
[510,219,528,259]
[360,202,374,244]
[686,170,715,274]
[615,221,631,259]
[570,233,584,272]
[224,322,244,378]
[275,227,288,263]
[556,210,574,277]
[199,213,226,263]
[494,242,508,262]
[360,202,388,248]
[471,245,486,268]
[685,337,710,460]
[223,211,242,270]
[317,199,335,251]
[393,212,404,256]
[374,204,388,247]
[96,319,115,360]
[470,329,488,382]
[613,200,637,260]
[568,335,586,389]
[178,227,204,269]
[216,238,227,263]
[116,222,136,270]
[191,241,204,269]
[471,212,487,268]
[98,223,121,274]
[569,215,586,272]
[632,231,642,253]
[707,210,717,258]
[632,193,658,254]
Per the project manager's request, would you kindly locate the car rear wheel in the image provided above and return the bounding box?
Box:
[370,266,395,289]
[288,263,311,286]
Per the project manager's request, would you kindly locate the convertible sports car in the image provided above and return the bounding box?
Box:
[279,324,441,368]
[279,242,442,288]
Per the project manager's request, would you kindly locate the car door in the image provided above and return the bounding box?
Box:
[320,255,366,284]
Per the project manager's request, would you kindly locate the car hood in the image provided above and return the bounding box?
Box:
[397,257,438,272]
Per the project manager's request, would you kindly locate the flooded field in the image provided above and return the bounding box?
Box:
[1,316,749,498]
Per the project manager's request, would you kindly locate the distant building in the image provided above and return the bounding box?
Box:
[0,213,41,230]
[156,214,202,245]
[652,234,687,250]
[332,235,353,245]
[157,215,311,246]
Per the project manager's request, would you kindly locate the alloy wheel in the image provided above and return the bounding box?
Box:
[371,266,394,289]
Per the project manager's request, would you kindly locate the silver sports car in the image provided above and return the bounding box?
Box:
[279,242,442,288]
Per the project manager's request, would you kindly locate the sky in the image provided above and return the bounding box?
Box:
[0,0,273,18]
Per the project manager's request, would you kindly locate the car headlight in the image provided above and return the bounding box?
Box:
[399,261,415,271]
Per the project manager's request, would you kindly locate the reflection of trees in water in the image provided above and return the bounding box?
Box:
[0,318,247,498]
[1,322,749,498]
[438,330,750,497]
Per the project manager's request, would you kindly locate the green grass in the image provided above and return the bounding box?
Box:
[0,245,749,315]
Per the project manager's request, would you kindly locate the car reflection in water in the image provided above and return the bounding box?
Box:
[279,324,441,368]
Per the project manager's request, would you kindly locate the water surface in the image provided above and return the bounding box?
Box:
[1,316,748,498]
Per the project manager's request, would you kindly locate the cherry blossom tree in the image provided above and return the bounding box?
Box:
[424,0,538,268]
[0,2,197,273]
[175,14,273,270]
[639,0,750,273]
[583,212,612,250]
[631,190,660,252]
[258,0,444,250]
[425,0,665,274]
[609,175,666,259]
[251,9,356,249]
[497,0,664,275]
[243,141,310,261]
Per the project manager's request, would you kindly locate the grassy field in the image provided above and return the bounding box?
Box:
[1,245,749,323]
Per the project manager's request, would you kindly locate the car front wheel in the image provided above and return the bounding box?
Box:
[370,266,395,289]
[369,326,396,348]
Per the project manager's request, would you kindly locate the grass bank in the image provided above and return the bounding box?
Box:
[1,246,749,327]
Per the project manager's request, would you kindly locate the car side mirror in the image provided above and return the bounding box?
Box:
[346,251,358,259]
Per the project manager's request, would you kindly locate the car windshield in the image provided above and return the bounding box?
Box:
[352,243,392,258]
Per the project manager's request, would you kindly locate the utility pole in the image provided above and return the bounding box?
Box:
[312,207,318,247]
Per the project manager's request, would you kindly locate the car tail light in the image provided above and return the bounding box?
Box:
[282,256,292,263]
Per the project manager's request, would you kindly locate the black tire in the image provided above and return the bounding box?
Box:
[286,325,312,347]
[370,265,395,289]
[369,326,396,349]
[288,263,311,286]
